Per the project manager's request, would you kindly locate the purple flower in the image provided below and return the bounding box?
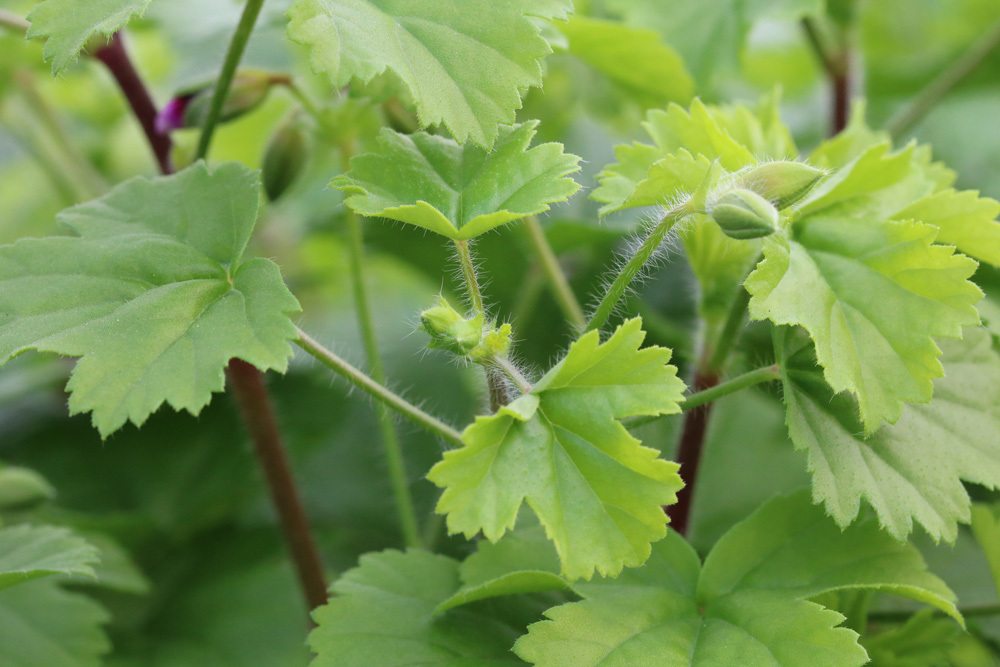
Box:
[155,94,194,134]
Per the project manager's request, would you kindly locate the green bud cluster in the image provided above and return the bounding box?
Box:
[419,296,511,362]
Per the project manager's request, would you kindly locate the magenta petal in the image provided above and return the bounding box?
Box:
[155,96,191,134]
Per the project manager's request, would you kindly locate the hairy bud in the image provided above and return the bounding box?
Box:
[709,188,778,240]
[420,296,484,356]
[739,161,825,208]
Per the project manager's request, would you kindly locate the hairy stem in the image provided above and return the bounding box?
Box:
[0,9,28,33]
[194,0,267,160]
[492,356,533,395]
[887,20,1000,137]
[93,34,173,174]
[97,28,328,612]
[342,171,421,547]
[523,216,586,330]
[587,207,684,332]
[296,328,465,446]
[227,359,329,611]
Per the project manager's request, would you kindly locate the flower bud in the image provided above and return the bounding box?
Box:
[709,188,778,240]
[470,323,512,363]
[420,296,483,356]
[0,466,54,511]
[156,71,286,133]
[262,118,309,201]
[738,161,825,208]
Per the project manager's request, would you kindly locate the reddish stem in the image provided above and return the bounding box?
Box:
[831,56,851,135]
[94,32,328,612]
[92,34,173,174]
[667,370,719,536]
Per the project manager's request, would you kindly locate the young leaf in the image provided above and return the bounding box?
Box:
[26,0,152,74]
[0,162,300,437]
[561,16,693,110]
[308,549,529,666]
[0,525,99,591]
[0,579,109,667]
[515,492,958,666]
[894,188,1000,267]
[429,318,685,580]
[747,212,981,432]
[334,123,580,240]
[287,0,559,147]
[778,327,1000,541]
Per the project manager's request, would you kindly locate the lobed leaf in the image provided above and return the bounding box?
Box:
[0,162,300,437]
[429,318,685,580]
[334,123,580,240]
[0,525,99,591]
[287,0,562,147]
[26,0,152,74]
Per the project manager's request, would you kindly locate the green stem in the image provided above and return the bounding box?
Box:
[587,207,685,332]
[887,19,1000,137]
[868,603,1000,623]
[492,357,532,395]
[341,152,421,547]
[0,116,79,204]
[194,0,266,160]
[523,216,586,330]
[453,239,485,314]
[706,280,753,372]
[0,9,28,33]
[295,327,465,446]
[627,364,780,428]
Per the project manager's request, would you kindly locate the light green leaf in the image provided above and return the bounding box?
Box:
[308,549,528,666]
[334,123,580,240]
[970,502,1000,598]
[561,16,692,110]
[429,318,685,580]
[895,188,1000,267]
[747,211,981,432]
[287,0,556,147]
[0,579,110,667]
[0,162,300,437]
[778,323,1000,541]
[0,525,99,591]
[515,493,958,667]
[26,0,152,74]
[0,465,55,510]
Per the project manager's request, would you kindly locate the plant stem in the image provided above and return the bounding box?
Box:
[295,327,465,446]
[801,16,851,135]
[453,239,485,313]
[706,282,753,372]
[587,208,684,332]
[194,0,266,160]
[93,34,173,174]
[0,9,28,33]
[667,368,718,536]
[97,28,328,612]
[886,20,1000,137]
[492,357,533,395]
[0,113,80,204]
[341,166,421,547]
[227,359,329,611]
[523,216,586,330]
[868,604,1000,623]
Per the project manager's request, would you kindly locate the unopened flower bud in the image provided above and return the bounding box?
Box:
[709,188,778,240]
[0,466,55,511]
[420,296,483,356]
[262,118,309,201]
[157,71,286,134]
[470,323,512,363]
[738,161,825,208]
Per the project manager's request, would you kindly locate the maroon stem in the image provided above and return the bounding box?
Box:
[831,55,851,135]
[667,370,719,536]
[94,32,328,612]
[92,34,173,174]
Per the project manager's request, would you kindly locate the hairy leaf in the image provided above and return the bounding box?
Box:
[287,0,558,147]
[515,493,958,666]
[0,579,110,667]
[26,0,152,74]
[429,318,685,580]
[334,123,580,240]
[778,322,1000,540]
[308,549,528,666]
[0,162,300,436]
[0,525,99,591]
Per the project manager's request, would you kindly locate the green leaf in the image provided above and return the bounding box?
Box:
[334,123,580,240]
[561,16,693,110]
[0,579,110,667]
[863,610,963,667]
[429,318,685,580]
[308,549,528,666]
[747,206,982,432]
[778,322,1000,541]
[0,465,55,510]
[894,188,1000,267]
[287,0,556,147]
[0,162,300,437]
[515,493,958,666]
[970,502,1000,598]
[26,0,152,74]
[0,525,99,591]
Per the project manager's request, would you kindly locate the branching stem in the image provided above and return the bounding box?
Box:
[295,328,465,446]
